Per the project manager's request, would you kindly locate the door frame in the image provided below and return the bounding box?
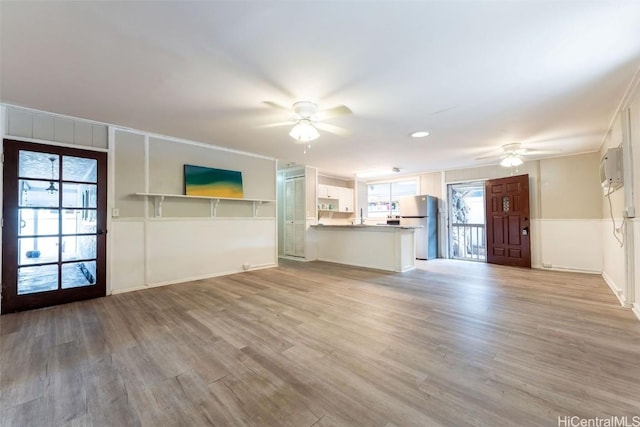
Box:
[1,139,108,313]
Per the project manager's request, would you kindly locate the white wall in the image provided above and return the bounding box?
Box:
[110,129,278,292]
[600,80,639,312]
[538,220,602,273]
[538,153,603,273]
[2,105,278,302]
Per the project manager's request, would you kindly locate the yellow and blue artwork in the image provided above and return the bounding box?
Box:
[184,164,244,198]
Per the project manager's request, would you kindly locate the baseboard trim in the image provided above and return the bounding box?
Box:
[279,255,312,262]
[534,264,601,275]
[602,271,628,307]
[111,263,278,295]
[632,304,640,321]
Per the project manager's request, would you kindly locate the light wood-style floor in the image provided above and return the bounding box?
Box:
[1,259,639,426]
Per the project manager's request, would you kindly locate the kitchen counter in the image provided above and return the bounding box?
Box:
[311,224,421,230]
[309,223,416,272]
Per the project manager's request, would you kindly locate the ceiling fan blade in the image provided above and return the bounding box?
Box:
[315,122,351,136]
[256,121,296,129]
[522,149,563,155]
[317,105,352,120]
[262,101,291,111]
[475,153,506,160]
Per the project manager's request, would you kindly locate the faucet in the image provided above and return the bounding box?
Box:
[360,208,365,225]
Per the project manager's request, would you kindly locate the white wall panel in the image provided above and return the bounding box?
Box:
[5,106,109,148]
[33,113,54,141]
[110,220,145,293]
[146,219,277,286]
[530,219,543,269]
[602,218,627,303]
[538,220,602,273]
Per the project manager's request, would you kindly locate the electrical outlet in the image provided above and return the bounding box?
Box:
[112,208,120,218]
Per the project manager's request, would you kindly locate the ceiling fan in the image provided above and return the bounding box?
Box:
[259,101,352,143]
[476,142,561,167]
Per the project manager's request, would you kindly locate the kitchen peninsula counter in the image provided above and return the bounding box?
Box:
[309,224,418,272]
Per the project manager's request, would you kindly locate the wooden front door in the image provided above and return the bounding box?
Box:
[485,174,531,268]
[1,139,108,314]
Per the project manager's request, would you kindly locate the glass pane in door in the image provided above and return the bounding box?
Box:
[62,183,97,208]
[63,156,97,182]
[61,235,96,261]
[19,151,59,179]
[62,209,97,234]
[18,208,59,236]
[18,236,59,265]
[19,179,60,208]
[62,261,96,289]
[18,264,58,294]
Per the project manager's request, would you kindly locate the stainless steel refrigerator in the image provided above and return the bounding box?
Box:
[400,195,438,260]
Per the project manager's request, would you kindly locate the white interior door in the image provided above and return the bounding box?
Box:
[284,177,305,257]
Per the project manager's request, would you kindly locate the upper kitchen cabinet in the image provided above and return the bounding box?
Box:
[339,187,354,212]
[317,180,355,216]
[317,184,340,199]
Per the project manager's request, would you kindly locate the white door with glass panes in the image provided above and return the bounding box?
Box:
[284,177,306,257]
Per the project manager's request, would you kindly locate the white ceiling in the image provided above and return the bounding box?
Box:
[2,1,640,178]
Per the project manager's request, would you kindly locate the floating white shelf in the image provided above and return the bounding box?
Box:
[134,193,275,218]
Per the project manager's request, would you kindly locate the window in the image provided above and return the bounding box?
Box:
[367,180,417,218]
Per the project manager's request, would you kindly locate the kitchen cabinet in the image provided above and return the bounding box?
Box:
[318,184,340,199]
[318,184,354,213]
[338,187,354,212]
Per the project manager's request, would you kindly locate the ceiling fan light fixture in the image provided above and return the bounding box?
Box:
[500,155,523,168]
[289,119,319,142]
[410,131,430,138]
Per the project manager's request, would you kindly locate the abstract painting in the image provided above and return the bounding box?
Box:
[184,164,244,198]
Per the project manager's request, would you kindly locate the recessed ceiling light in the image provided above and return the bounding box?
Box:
[410,131,430,138]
